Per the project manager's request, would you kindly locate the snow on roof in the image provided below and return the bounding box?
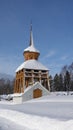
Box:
[24,82,49,94]
[16,59,48,72]
[24,85,32,93]
[24,44,40,53]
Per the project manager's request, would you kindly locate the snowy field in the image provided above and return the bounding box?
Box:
[0,92,73,130]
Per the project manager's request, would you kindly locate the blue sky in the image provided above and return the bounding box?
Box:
[0,0,73,76]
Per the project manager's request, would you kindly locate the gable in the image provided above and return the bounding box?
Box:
[24,82,49,94]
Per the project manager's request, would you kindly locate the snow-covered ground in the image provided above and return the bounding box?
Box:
[0,92,73,130]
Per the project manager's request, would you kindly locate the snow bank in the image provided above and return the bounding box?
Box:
[0,93,73,130]
[0,109,73,130]
[0,117,27,130]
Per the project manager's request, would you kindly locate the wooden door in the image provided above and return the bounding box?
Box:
[33,88,42,98]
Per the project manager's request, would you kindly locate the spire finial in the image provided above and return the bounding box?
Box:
[30,21,32,31]
[29,22,34,46]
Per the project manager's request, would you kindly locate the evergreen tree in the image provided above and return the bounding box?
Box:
[70,80,73,91]
[53,74,60,91]
[49,75,54,91]
[59,74,64,91]
[64,71,71,94]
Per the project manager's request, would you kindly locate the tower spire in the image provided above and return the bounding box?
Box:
[23,24,40,60]
[29,22,34,46]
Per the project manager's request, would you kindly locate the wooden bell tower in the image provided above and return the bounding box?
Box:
[14,24,50,94]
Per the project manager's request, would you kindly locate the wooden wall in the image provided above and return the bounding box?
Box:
[23,52,40,60]
[14,69,24,93]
